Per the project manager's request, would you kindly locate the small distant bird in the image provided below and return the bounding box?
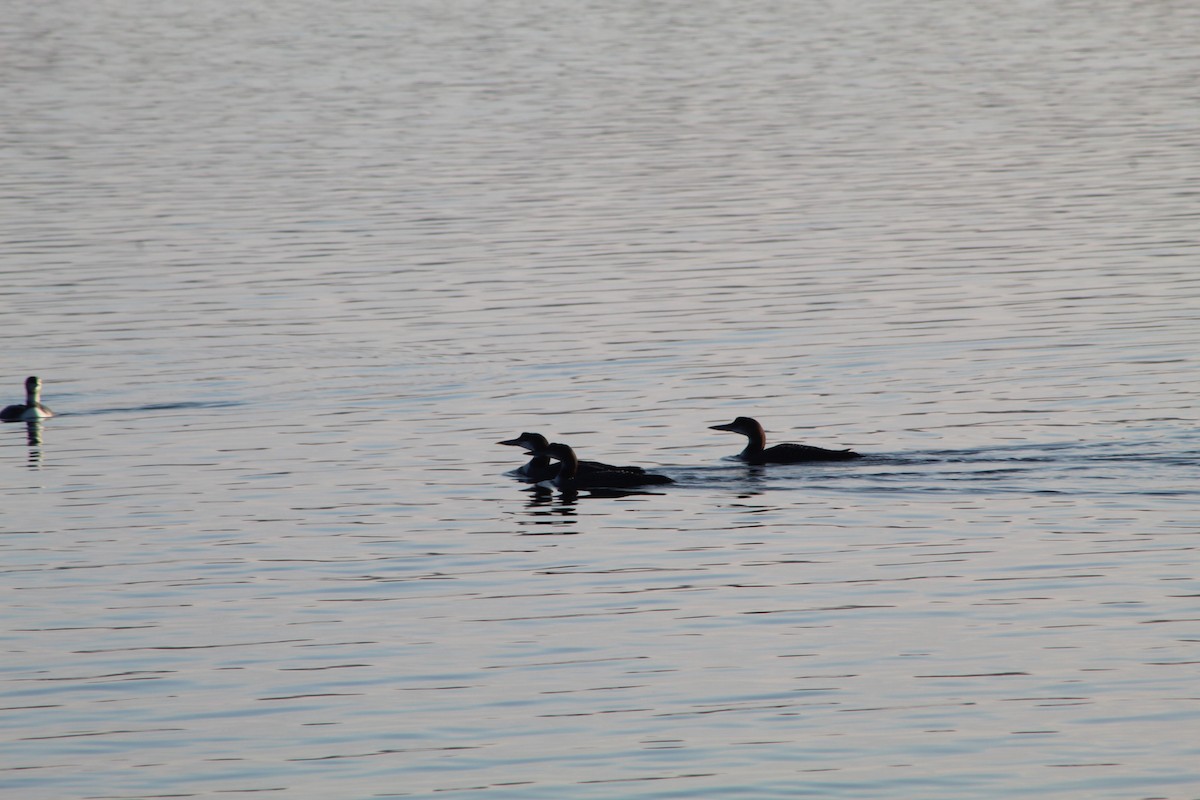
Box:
[1,376,54,422]
[709,416,860,463]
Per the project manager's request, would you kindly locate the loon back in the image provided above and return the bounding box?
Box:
[758,442,861,464]
[542,442,672,490]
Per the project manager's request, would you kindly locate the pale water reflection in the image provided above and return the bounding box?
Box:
[3,0,1200,798]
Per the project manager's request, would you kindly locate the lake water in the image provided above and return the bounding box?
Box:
[3,1,1199,798]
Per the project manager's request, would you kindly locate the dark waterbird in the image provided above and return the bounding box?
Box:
[710,416,861,464]
[537,442,673,491]
[498,431,651,483]
[1,376,54,422]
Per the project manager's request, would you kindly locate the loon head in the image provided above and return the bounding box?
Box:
[709,416,763,438]
[497,432,550,453]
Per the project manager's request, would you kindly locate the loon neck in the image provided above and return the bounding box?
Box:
[739,443,763,460]
[554,449,580,484]
[738,424,766,458]
[525,452,551,469]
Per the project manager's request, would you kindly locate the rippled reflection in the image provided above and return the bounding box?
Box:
[23,419,43,449]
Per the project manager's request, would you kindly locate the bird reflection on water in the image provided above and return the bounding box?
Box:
[24,419,44,447]
[23,420,45,468]
[516,489,581,534]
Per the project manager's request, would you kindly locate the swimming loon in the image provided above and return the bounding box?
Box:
[710,416,860,463]
[498,432,649,483]
[1,376,54,422]
[538,442,673,490]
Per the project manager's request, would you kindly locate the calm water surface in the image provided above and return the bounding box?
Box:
[3,1,1199,798]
